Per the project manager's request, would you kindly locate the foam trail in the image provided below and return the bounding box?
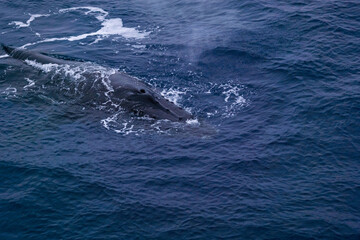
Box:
[24,78,35,89]
[0,54,8,59]
[59,7,108,21]
[9,14,50,28]
[20,7,149,48]
[3,87,17,94]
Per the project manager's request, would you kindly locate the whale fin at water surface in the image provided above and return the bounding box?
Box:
[1,44,194,122]
[1,44,67,65]
[2,44,15,55]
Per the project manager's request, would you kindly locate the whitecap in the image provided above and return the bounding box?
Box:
[186,118,200,125]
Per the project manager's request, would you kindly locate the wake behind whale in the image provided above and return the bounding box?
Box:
[1,44,193,123]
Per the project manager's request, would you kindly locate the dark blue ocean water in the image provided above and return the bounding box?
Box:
[0,0,359,239]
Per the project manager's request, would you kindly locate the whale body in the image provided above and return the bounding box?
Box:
[2,44,193,122]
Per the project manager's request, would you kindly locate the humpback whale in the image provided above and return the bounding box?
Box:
[1,44,193,122]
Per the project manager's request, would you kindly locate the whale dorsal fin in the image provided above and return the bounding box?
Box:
[1,44,15,55]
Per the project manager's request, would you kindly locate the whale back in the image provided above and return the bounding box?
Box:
[2,44,66,65]
[1,44,193,122]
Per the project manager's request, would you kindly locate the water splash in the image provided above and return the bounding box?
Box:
[160,87,186,106]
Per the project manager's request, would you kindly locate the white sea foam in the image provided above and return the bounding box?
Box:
[24,59,116,83]
[9,14,50,28]
[24,59,119,107]
[59,7,108,21]
[5,87,17,93]
[186,118,200,125]
[24,78,35,89]
[219,83,247,117]
[220,84,246,106]
[25,60,60,73]
[114,122,135,135]
[235,95,246,105]
[203,82,247,118]
[15,6,149,48]
[160,88,186,106]
[101,113,139,135]
[2,87,18,98]
[101,113,117,130]
[0,54,8,59]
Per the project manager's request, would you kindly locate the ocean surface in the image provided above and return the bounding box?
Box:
[0,0,359,239]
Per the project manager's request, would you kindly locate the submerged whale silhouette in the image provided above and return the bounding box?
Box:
[1,44,193,122]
